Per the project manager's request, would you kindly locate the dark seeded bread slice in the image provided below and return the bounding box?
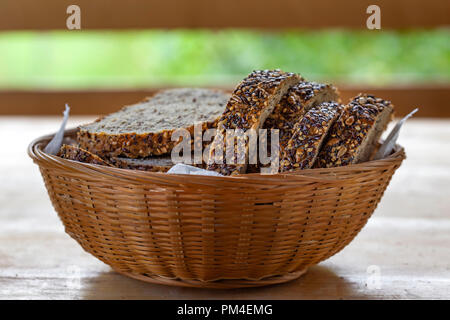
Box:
[207,69,302,175]
[279,102,341,172]
[58,144,113,167]
[315,94,394,168]
[250,81,340,173]
[77,88,230,158]
[263,81,340,151]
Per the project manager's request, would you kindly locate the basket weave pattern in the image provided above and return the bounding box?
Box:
[29,130,405,288]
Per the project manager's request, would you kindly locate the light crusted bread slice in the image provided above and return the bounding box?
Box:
[109,153,207,171]
[108,156,174,172]
[58,144,113,167]
[207,69,302,175]
[77,88,230,158]
[263,81,340,151]
[315,94,394,168]
[279,102,341,172]
[59,144,175,172]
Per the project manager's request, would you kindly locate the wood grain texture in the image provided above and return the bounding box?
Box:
[1,85,449,117]
[0,117,449,299]
[0,0,448,30]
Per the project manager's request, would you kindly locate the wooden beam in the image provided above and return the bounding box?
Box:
[0,86,448,117]
[0,0,448,30]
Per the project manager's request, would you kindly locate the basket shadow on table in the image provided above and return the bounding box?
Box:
[81,265,372,300]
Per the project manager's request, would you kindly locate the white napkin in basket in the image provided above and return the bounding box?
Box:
[44,104,70,155]
[374,108,418,160]
[168,163,224,176]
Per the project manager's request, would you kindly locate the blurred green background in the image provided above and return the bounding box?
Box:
[0,29,449,89]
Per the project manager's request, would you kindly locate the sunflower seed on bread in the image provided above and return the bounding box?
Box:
[206,69,302,175]
[279,102,341,172]
[315,94,394,168]
[77,88,229,159]
[263,81,340,152]
[249,81,340,173]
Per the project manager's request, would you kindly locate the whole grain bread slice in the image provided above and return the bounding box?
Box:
[77,88,230,158]
[58,144,113,167]
[279,102,341,172]
[315,94,394,168]
[249,81,340,173]
[263,81,340,151]
[206,69,302,175]
[109,152,208,171]
[59,144,175,172]
[108,156,174,172]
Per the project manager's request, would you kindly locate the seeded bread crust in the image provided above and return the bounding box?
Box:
[77,88,229,158]
[58,144,113,167]
[77,122,216,159]
[207,70,302,175]
[263,81,340,151]
[280,102,341,172]
[249,81,340,173]
[315,94,394,168]
[247,82,339,173]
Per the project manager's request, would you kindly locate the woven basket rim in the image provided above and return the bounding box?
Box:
[28,128,406,188]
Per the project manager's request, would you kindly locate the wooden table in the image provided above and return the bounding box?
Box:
[1,117,449,300]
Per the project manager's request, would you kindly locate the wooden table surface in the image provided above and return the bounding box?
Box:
[0,116,449,300]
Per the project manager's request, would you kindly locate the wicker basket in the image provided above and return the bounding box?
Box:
[28,128,405,288]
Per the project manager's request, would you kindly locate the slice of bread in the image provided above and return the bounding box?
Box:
[206,69,302,175]
[58,144,113,167]
[109,156,174,172]
[77,88,230,158]
[315,94,394,168]
[250,81,339,173]
[59,144,175,172]
[280,102,341,172]
[263,81,340,151]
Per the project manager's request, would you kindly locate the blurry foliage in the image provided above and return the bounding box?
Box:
[0,29,448,89]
